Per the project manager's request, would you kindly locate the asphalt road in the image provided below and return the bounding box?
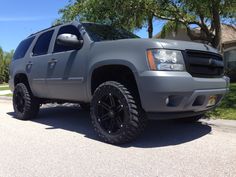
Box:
[0,99,236,177]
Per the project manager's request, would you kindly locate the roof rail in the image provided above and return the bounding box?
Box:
[27,21,81,38]
[28,23,62,37]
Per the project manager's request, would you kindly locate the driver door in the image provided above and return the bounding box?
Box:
[46,24,87,101]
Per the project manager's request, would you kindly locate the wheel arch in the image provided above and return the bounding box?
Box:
[13,73,32,93]
[88,62,141,104]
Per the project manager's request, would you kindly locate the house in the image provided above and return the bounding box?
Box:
[155,24,236,81]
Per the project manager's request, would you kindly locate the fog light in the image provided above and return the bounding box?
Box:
[165,97,169,105]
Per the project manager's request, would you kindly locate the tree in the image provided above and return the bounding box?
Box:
[57,0,156,38]
[0,47,4,83]
[58,0,236,48]
[155,0,236,48]
[0,47,13,83]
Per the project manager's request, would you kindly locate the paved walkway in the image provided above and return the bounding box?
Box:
[0,90,12,96]
[0,85,9,88]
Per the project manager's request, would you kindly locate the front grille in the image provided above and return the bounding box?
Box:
[184,50,224,78]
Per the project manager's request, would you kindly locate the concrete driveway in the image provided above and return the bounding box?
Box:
[0,99,236,177]
[0,90,11,96]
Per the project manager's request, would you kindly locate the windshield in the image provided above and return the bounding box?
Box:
[82,23,140,42]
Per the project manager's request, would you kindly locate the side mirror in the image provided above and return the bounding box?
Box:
[56,33,83,49]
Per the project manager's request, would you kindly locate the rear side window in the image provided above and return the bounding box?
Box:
[33,30,54,56]
[54,25,82,53]
[13,37,35,60]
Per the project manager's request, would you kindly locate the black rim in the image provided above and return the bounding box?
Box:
[14,88,25,113]
[95,92,126,135]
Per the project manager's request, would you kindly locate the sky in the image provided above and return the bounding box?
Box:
[0,0,165,52]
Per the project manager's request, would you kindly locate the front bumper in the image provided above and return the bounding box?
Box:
[138,71,229,119]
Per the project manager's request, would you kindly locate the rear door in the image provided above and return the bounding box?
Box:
[28,30,55,98]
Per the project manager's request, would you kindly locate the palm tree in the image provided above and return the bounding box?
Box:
[157,21,185,39]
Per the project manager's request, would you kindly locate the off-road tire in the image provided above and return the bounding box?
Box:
[90,81,147,145]
[13,83,40,120]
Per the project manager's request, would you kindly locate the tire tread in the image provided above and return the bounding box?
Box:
[13,83,39,120]
[91,81,147,144]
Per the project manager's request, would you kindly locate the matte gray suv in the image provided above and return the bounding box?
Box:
[9,21,229,144]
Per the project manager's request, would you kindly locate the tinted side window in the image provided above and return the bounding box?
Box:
[33,30,54,56]
[54,25,81,53]
[13,37,35,60]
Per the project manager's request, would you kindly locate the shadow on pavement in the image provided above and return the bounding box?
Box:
[7,105,212,148]
[124,119,211,148]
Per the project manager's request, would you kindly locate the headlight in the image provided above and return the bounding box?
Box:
[146,49,185,71]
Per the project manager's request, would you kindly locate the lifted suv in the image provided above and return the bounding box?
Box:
[10,21,229,144]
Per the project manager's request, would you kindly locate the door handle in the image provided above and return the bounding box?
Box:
[48,59,58,69]
[26,61,33,72]
[48,58,58,63]
[26,61,33,67]
[27,61,33,65]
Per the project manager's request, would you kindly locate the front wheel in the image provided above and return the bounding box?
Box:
[90,81,147,145]
[13,83,40,120]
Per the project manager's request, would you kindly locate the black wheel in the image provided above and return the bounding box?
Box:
[79,103,90,111]
[90,81,147,144]
[13,83,40,120]
[179,114,204,123]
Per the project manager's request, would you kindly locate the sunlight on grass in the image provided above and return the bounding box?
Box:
[5,93,13,97]
[0,86,10,91]
[208,83,236,120]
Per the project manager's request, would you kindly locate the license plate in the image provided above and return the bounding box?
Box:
[207,96,217,107]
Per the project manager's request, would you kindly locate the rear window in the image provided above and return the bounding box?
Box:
[13,37,35,60]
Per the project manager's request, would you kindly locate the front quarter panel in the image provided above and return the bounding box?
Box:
[86,39,163,99]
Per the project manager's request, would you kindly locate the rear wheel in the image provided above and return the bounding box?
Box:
[13,83,40,120]
[90,81,147,144]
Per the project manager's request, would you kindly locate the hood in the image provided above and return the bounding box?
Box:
[94,38,219,54]
[154,39,219,53]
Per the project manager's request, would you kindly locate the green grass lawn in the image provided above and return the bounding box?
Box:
[4,93,13,97]
[0,86,10,91]
[0,83,10,90]
[0,83,11,95]
[207,83,236,120]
